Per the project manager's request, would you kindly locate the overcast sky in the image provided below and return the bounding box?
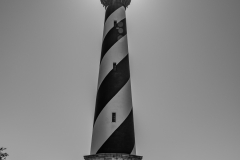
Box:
[1,0,240,160]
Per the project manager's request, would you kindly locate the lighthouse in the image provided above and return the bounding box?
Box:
[84,0,142,160]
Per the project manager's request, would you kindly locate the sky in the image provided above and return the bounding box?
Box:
[0,0,240,160]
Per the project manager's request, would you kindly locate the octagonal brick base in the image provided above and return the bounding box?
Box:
[84,153,142,160]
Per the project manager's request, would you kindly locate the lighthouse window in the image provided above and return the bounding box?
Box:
[113,62,117,71]
[112,112,116,122]
[114,21,117,27]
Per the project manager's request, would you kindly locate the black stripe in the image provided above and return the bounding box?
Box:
[101,19,127,62]
[96,110,135,154]
[105,4,124,22]
[94,55,130,123]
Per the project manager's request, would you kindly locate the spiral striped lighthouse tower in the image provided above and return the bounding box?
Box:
[84,0,142,160]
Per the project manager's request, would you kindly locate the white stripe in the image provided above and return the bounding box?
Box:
[103,6,126,40]
[91,80,133,154]
[98,35,128,89]
[131,145,136,155]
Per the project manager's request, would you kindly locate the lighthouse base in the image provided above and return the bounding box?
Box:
[84,153,142,160]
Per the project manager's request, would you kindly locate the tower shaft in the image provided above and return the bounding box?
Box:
[84,1,142,160]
